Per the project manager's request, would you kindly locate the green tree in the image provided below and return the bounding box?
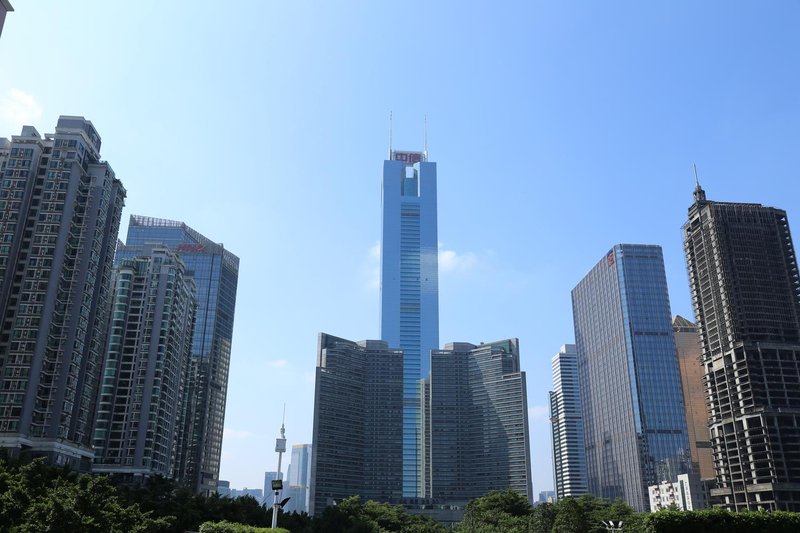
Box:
[551,498,589,533]
[459,490,532,533]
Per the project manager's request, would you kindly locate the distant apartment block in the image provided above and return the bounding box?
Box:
[426,339,532,504]
[0,117,125,470]
[217,480,231,497]
[550,344,588,500]
[672,315,714,480]
[310,334,404,516]
[92,247,196,480]
[648,473,706,512]
[117,216,239,495]
[572,244,690,512]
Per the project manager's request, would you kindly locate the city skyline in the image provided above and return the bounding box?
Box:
[2,1,800,494]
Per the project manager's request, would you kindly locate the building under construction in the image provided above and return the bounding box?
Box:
[684,183,800,511]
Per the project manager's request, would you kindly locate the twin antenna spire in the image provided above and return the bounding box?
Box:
[388,112,429,160]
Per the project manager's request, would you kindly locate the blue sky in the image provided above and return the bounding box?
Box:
[2,1,800,495]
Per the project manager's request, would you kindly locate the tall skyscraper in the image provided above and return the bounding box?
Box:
[284,444,312,513]
[0,117,125,470]
[92,247,196,480]
[672,315,714,480]
[117,215,239,495]
[572,244,690,512]
[684,184,800,511]
[0,1,12,38]
[309,334,404,516]
[426,339,532,504]
[380,149,439,497]
[550,344,589,500]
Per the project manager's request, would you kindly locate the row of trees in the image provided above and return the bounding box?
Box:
[2,459,799,533]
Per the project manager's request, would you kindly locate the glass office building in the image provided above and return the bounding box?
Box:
[427,339,532,504]
[380,149,439,497]
[572,244,690,512]
[550,344,589,500]
[310,334,404,515]
[117,215,239,495]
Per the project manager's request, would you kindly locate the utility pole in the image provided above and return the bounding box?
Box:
[271,409,287,529]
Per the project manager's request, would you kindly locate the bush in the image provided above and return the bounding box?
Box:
[643,508,800,533]
[199,521,290,533]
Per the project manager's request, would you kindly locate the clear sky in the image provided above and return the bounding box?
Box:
[2,1,800,496]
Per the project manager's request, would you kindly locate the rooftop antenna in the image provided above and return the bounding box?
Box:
[692,163,707,203]
[424,114,428,160]
[388,111,393,160]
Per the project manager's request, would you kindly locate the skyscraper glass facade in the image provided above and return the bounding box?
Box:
[310,334,404,515]
[380,150,439,497]
[117,215,239,495]
[550,344,589,499]
[572,244,690,512]
[427,339,532,504]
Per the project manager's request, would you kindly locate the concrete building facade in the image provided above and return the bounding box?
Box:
[92,247,196,480]
[117,216,239,495]
[0,117,125,470]
[684,184,800,511]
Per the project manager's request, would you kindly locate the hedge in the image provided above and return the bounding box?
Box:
[643,508,800,533]
[198,520,290,533]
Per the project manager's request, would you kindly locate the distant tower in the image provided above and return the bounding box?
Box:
[0,117,125,470]
[550,344,589,499]
[380,146,439,497]
[572,244,690,512]
[684,185,800,511]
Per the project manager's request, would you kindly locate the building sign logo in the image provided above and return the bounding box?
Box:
[176,243,205,253]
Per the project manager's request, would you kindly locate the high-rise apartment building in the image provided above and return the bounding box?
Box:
[426,339,532,504]
[0,1,12,38]
[380,149,439,497]
[284,444,312,513]
[117,215,239,495]
[683,184,800,511]
[550,343,588,500]
[0,117,125,470]
[572,244,690,512]
[672,315,714,480]
[92,247,196,479]
[309,334,404,516]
